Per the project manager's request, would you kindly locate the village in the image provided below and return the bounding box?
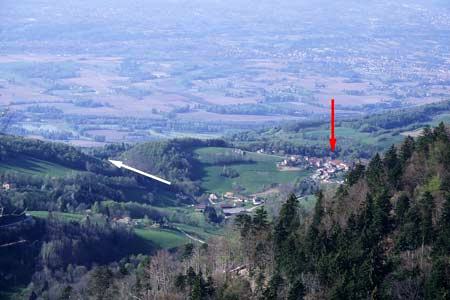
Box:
[193,153,350,219]
[277,154,349,184]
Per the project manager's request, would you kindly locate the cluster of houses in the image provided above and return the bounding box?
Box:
[276,155,349,183]
[311,159,349,183]
[277,155,328,170]
[111,216,162,228]
[277,155,307,170]
[195,192,265,218]
[256,149,277,154]
[112,216,135,226]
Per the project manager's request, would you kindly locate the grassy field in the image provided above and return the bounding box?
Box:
[195,147,311,194]
[0,155,77,176]
[134,228,188,249]
[132,204,222,241]
[173,222,222,241]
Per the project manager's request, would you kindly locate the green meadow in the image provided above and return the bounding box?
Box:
[195,147,311,194]
[134,228,188,249]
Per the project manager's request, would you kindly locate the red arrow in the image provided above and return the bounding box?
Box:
[329,98,336,152]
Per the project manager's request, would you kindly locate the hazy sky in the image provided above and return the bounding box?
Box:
[1,0,449,57]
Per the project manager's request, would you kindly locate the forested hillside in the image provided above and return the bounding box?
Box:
[119,138,227,195]
[264,122,450,299]
[0,214,153,296]
[0,136,219,216]
[12,123,448,299]
[0,136,228,298]
[0,135,115,174]
[120,138,227,181]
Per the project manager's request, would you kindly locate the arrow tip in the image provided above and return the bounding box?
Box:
[329,137,336,152]
[108,159,123,168]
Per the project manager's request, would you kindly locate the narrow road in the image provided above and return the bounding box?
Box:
[175,227,206,244]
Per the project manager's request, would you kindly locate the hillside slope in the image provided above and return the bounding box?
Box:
[119,138,227,195]
[0,135,114,175]
[267,122,450,299]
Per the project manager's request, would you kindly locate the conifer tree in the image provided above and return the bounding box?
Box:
[272,193,306,299]
[397,204,422,250]
[253,206,269,230]
[417,126,434,155]
[345,163,365,186]
[275,194,300,237]
[366,153,385,196]
[383,145,401,188]
[425,257,450,299]
[190,276,203,300]
[420,191,434,246]
[399,136,415,165]
[287,279,305,300]
[311,191,324,229]
[187,267,197,287]
[274,194,301,276]
[395,193,410,224]
[433,122,448,142]
[205,276,215,298]
[306,191,324,261]
[263,273,284,300]
[182,243,195,260]
[435,195,450,255]
[368,189,392,239]
[235,214,252,238]
[174,273,186,291]
[426,196,450,299]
